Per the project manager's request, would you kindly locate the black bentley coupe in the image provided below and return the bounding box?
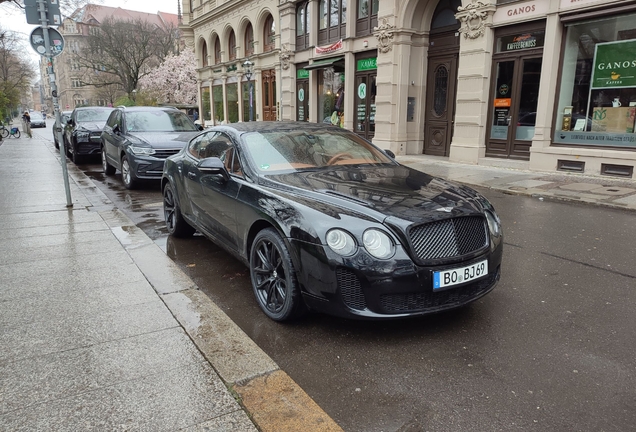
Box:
[161,122,503,321]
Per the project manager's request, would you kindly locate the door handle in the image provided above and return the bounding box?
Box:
[187,172,196,179]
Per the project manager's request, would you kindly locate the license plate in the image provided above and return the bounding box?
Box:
[433,260,488,290]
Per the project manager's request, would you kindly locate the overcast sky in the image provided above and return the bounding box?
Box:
[0,0,181,65]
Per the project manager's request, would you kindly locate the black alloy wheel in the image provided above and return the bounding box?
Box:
[102,146,115,175]
[250,228,306,321]
[163,182,195,238]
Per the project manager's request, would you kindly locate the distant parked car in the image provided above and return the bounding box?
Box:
[53,110,72,150]
[29,111,46,128]
[64,106,114,163]
[101,106,202,189]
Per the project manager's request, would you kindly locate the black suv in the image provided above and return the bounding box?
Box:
[101,106,202,189]
[64,107,114,163]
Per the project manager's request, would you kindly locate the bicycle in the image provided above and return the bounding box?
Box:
[7,126,20,139]
[0,124,9,139]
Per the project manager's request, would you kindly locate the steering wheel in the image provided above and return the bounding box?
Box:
[327,152,354,165]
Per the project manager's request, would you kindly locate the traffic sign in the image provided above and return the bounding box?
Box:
[29,27,65,57]
[24,0,62,26]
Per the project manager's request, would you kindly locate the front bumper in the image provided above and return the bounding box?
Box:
[128,154,168,180]
[290,235,503,319]
[75,133,102,155]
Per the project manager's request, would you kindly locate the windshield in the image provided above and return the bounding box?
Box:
[242,128,395,173]
[30,112,43,120]
[77,109,113,122]
[125,110,198,132]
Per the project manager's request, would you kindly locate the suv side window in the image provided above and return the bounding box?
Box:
[106,111,118,128]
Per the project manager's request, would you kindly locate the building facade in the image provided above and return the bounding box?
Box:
[184,0,636,178]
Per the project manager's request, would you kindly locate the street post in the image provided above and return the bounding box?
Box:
[25,0,72,207]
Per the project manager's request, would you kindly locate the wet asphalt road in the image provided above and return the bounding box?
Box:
[53,126,636,431]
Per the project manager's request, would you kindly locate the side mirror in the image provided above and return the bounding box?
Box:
[384,149,396,159]
[112,124,120,134]
[198,157,229,182]
[66,119,73,126]
[197,125,204,131]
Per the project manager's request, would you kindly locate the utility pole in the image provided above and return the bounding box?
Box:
[25,0,72,207]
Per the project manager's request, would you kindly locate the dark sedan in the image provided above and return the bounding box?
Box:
[161,122,503,321]
[101,106,201,189]
[65,107,114,163]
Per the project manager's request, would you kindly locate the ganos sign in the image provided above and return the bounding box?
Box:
[591,39,636,89]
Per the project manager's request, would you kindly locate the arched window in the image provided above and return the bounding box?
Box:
[245,23,254,56]
[214,37,221,64]
[296,1,310,50]
[431,0,462,32]
[201,40,208,67]
[263,14,275,52]
[228,30,236,61]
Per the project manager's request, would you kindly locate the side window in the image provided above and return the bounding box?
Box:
[188,132,210,158]
[106,111,118,128]
[222,147,243,176]
[188,132,232,159]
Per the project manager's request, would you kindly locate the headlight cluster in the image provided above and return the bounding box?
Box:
[130,146,156,155]
[326,228,395,259]
[76,130,90,138]
[485,210,501,237]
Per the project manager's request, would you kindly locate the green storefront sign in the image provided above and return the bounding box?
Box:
[297,69,309,79]
[591,40,636,89]
[357,57,377,71]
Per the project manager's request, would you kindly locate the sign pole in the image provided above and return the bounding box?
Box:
[32,0,72,207]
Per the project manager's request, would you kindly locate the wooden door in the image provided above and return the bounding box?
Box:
[262,69,276,121]
[424,55,458,156]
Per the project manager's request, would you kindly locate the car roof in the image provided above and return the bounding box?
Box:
[117,106,181,112]
[214,121,343,134]
[73,106,114,111]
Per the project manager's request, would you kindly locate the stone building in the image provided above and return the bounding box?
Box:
[184,0,636,178]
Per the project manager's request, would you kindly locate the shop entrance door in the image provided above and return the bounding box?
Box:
[262,69,276,121]
[354,72,376,140]
[424,54,458,156]
[296,79,309,121]
[486,56,542,159]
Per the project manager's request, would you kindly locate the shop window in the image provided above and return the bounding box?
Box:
[296,2,310,50]
[201,40,208,67]
[201,87,211,122]
[226,83,239,123]
[214,37,221,64]
[318,0,346,45]
[245,23,254,57]
[264,14,275,52]
[356,0,378,37]
[318,67,345,126]
[555,13,636,148]
[213,85,224,123]
[228,30,236,61]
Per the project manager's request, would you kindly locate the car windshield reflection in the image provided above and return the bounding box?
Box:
[242,129,394,173]
[126,111,198,132]
[77,109,112,122]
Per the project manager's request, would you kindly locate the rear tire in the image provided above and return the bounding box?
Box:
[163,182,195,238]
[102,146,115,175]
[1,127,9,139]
[14,130,20,139]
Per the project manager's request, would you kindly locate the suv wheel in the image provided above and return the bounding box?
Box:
[102,146,115,175]
[121,155,137,189]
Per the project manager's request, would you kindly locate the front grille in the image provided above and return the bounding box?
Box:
[409,216,488,262]
[153,148,181,159]
[337,268,367,311]
[379,267,499,313]
[89,132,101,142]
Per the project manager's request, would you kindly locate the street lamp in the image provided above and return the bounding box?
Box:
[243,59,253,122]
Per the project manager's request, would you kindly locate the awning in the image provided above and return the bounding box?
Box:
[304,56,344,70]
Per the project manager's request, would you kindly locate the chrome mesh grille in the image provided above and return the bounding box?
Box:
[337,269,367,311]
[409,216,488,262]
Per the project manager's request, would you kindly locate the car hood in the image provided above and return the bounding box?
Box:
[128,131,199,148]
[260,165,487,226]
[77,121,106,131]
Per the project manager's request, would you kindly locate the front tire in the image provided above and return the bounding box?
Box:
[163,182,195,238]
[102,146,115,175]
[71,141,82,164]
[121,155,137,189]
[0,128,9,139]
[250,228,306,321]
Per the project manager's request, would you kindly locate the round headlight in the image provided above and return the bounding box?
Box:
[326,229,356,256]
[485,211,501,237]
[363,229,395,259]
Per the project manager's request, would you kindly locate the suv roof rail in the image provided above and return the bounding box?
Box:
[116,105,127,109]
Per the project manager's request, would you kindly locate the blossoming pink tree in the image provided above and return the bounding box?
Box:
[139,50,197,105]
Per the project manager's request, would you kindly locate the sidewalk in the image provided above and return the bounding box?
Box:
[398,155,636,211]
[0,133,342,431]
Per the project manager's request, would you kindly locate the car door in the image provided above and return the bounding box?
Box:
[182,132,213,222]
[102,110,123,168]
[190,132,242,251]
